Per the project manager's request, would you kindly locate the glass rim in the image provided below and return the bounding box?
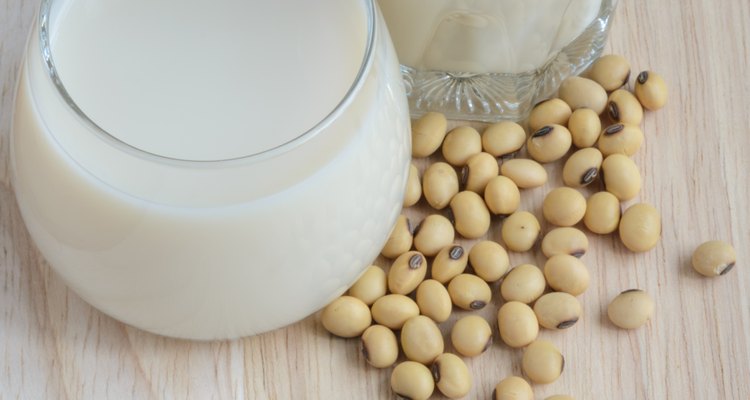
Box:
[38,0,377,165]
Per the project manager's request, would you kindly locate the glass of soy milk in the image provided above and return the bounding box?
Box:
[11,0,410,339]
[378,0,617,121]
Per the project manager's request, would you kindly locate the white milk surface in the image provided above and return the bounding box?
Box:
[12,0,410,339]
[378,0,602,74]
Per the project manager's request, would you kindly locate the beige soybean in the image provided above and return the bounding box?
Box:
[381,215,413,259]
[403,163,422,207]
[468,240,511,282]
[546,396,576,400]
[526,124,572,163]
[482,121,527,158]
[533,292,582,330]
[543,255,590,296]
[442,126,482,166]
[692,240,737,277]
[423,161,460,210]
[501,211,541,252]
[450,191,491,239]
[500,264,546,304]
[432,353,472,399]
[500,158,548,189]
[412,112,447,158]
[348,265,386,306]
[597,123,644,156]
[634,71,668,111]
[401,315,444,364]
[361,325,398,368]
[607,89,643,125]
[321,296,372,338]
[497,301,539,348]
[542,187,587,227]
[601,153,641,201]
[558,76,608,115]
[451,315,493,357]
[416,279,453,323]
[568,108,601,148]
[463,152,499,193]
[371,294,420,330]
[388,251,428,295]
[541,227,589,258]
[589,54,631,91]
[413,214,455,257]
[522,340,564,384]
[562,147,602,187]
[391,361,435,400]
[528,98,572,132]
[447,273,492,310]
[431,244,469,284]
[607,289,654,329]
[493,376,533,400]
[584,191,621,234]
[484,175,521,216]
[619,203,661,252]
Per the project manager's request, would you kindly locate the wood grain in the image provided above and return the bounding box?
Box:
[1,1,749,399]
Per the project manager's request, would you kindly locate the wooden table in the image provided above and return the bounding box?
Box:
[1,1,748,399]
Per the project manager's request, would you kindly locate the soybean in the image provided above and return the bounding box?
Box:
[558,76,608,115]
[484,175,521,216]
[348,265,387,306]
[321,296,372,338]
[589,54,631,91]
[500,264,546,304]
[413,214,455,257]
[381,215,413,259]
[634,71,668,111]
[543,255,590,296]
[533,292,582,330]
[493,376,533,400]
[447,273,492,310]
[361,325,398,368]
[450,191,491,239]
[692,240,737,277]
[423,162,460,210]
[568,108,601,148]
[431,244,469,284]
[607,289,654,329]
[388,251,428,295]
[501,211,541,252]
[401,315,444,364]
[482,121,527,158]
[432,353,472,399]
[371,294,420,330]
[416,279,453,323]
[597,123,644,157]
[451,315,493,357]
[541,227,589,258]
[497,301,539,348]
[442,126,483,166]
[542,187,587,227]
[391,361,435,400]
[522,340,564,384]
[403,163,422,207]
[412,112,447,157]
[601,154,641,201]
[500,159,548,189]
[562,147,602,187]
[527,124,573,163]
[619,203,661,252]
[528,98,572,132]
[607,89,643,125]
[468,240,511,282]
[463,152,499,193]
[584,191,621,234]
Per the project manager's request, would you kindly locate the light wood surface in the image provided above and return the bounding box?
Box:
[1,1,749,399]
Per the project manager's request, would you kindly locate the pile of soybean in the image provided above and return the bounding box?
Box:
[319,54,737,400]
